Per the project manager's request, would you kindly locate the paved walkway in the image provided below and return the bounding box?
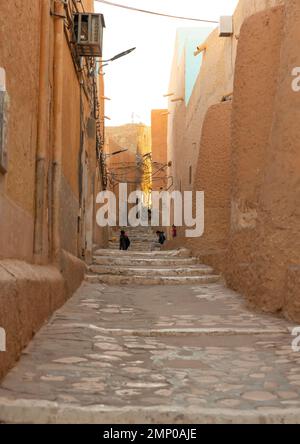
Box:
[0,280,299,424]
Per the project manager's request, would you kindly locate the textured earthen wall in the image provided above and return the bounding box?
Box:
[105,132,140,228]
[60,5,101,259]
[151,110,168,164]
[60,36,81,257]
[0,253,86,379]
[0,0,41,261]
[151,110,168,191]
[0,261,65,379]
[167,0,284,199]
[184,102,232,272]
[61,39,81,200]
[93,68,109,248]
[106,124,145,156]
[239,0,300,321]
[106,131,140,195]
[167,45,186,194]
[0,0,96,379]
[166,0,284,248]
[166,0,300,322]
[226,6,285,310]
[106,123,150,195]
[276,0,300,321]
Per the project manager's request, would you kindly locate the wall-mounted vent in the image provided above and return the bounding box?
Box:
[74,13,106,57]
[219,16,233,37]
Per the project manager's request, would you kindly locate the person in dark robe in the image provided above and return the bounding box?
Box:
[120,230,131,251]
[156,231,166,245]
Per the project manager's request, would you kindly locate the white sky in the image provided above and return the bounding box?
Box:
[94,0,239,126]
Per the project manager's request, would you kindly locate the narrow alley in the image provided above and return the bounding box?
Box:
[1,0,300,427]
[0,228,299,423]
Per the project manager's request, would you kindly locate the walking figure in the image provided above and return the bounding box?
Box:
[156,231,166,245]
[120,230,131,251]
[172,224,177,239]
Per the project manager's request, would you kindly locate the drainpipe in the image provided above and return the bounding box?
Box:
[34,0,50,264]
[52,0,65,262]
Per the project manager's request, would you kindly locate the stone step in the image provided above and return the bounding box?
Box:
[112,232,157,239]
[109,242,156,245]
[85,274,221,286]
[111,231,154,234]
[109,239,155,244]
[107,246,160,252]
[120,228,154,233]
[93,256,198,267]
[109,241,162,245]
[89,264,213,277]
[111,235,155,240]
[1,398,299,424]
[94,249,190,258]
[108,250,160,253]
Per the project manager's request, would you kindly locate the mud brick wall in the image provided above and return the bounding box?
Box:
[182,101,232,273]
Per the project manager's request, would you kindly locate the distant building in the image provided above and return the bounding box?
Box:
[105,123,151,209]
[151,110,168,192]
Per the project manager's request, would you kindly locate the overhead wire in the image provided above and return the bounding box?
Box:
[94,0,219,24]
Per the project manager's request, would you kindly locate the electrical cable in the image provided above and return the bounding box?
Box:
[94,0,219,24]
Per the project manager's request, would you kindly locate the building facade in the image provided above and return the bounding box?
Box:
[105,123,151,213]
[0,0,107,378]
[151,110,168,192]
[166,0,300,322]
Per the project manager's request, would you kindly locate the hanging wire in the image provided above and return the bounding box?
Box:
[94,0,219,24]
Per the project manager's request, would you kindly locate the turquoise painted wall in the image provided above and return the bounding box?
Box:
[176,27,214,104]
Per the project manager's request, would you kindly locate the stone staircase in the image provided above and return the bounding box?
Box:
[107,226,159,251]
[86,227,221,286]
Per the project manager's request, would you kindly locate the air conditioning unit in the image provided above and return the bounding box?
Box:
[219,16,233,37]
[74,13,106,57]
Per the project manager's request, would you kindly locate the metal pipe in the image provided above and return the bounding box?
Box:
[34,0,51,263]
[52,1,65,262]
